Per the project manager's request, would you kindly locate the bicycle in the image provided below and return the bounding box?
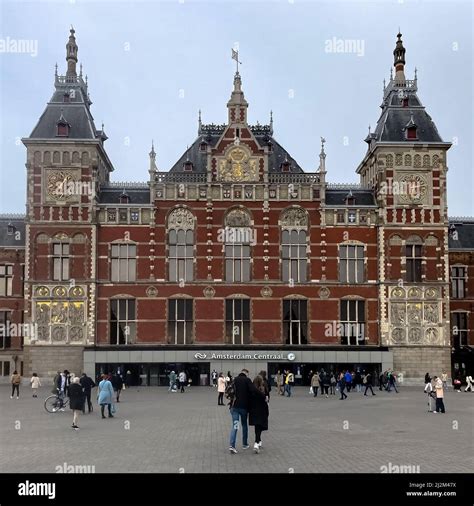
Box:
[44,392,69,413]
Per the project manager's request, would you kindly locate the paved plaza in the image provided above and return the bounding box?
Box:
[0,385,472,474]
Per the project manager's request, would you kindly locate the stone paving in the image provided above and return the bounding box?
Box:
[0,384,472,473]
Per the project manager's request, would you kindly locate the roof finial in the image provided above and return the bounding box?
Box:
[198,109,202,134]
[149,140,157,173]
[66,26,78,78]
[390,67,393,80]
[186,145,190,161]
[269,110,273,134]
[368,125,371,134]
[318,137,326,172]
[393,30,406,84]
[414,66,417,80]
[55,63,58,78]
[79,63,83,77]
[231,48,241,75]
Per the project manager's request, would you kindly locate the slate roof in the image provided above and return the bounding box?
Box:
[0,215,26,247]
[169,124,303,174]
[448,219,474,250]
[29,78,101,141]
[325,189,376,206]
[98,187,151,205]
[372,85,444,143]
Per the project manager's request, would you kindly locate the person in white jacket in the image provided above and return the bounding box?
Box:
[30,373,41,398]
[465,375,473,392]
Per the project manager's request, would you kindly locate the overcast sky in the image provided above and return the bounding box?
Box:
[0,0,472,216]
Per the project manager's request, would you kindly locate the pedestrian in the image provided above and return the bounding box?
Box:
[355,370,363,392]
[441,371,448,389]
[211,369,218,387]
[285,370,294,397]
[259,370,271,401]
[465,375,473,392]
[228,369,260,454]
[344,370,352,393]
[168,370,177,392]
[179,371,187,393]
[125,370,132,388]
[425,379,435,412]
[424,372,432,392]
[30,373,41,398]
[387,371,399,393]
[330,373,336,395]
[10,370,21,399]
[363,372,376,396]
[68,377,84,430]
[338,372,347,400]
[433,376,445,413]
[63,370,71,396]
[311,371,320,397]
[321,371,330,397]
[56,370,69,406]
[217,373,226,405]
[453,375,462,393]
[249,375,269,454]
[97,374,115,419]
[79,373,95,413]
[110,372,123,402]
[275,370,283,395]
[379,371,385,391]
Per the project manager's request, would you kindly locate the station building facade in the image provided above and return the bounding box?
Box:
[0,29,471,385]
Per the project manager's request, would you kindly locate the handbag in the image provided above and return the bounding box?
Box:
[309,386,314,394]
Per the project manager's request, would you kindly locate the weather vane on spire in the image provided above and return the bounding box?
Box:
[231,48,242,74]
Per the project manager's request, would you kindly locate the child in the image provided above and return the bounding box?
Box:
[30,373,41,397]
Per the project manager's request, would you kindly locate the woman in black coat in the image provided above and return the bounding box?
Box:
[249,375,269,454]
[68,377,85,430]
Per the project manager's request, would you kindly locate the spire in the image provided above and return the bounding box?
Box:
[318,137,326,173]
[393,31,406,84]
[198,109,202,134]
[66,26,78,79]
[149,141,158,173]
[227,49,248,124]
[269,110,273,135]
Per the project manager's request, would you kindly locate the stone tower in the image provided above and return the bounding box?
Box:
[357,33,452,383]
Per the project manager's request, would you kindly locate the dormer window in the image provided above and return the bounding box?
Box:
[200,142,207,152]
[7,222,15,236]
[281,160,291,172]
[184,160,193,171]
[267,142,273,153]
[402,98,408,107]
[406,126,417,139]
[63,93,70,103]
[119,191,130,204]
[345,191,356,206]
[57,122,69,137]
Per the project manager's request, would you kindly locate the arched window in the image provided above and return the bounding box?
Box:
[280,207,308,283]
[405,235,423,282]
[340,299,366,345]
[224,209,252,283]
[339,243,365,283]
[283,298,307,345]
[225,297,250,344]
[168,208,195,283]
[111,243,137,282]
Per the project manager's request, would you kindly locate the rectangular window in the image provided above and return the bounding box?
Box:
[0,311,12,349]
[109,299,136,345]
[283,299,307,345]
[282,230,307,283]
[406,245,422,282]
[3,361,10,376]
[168,299,193,344]
[52,242,69,281]
[0,265,13,296]
[111,244,137,282]
[451,266,466,299]
[451,312,468,348]
[337,211,345,224]
[225,299,250,344]
[169,230,194,282]
[225,236,251,283]
[339,245,364,283]
[340,300,365,345]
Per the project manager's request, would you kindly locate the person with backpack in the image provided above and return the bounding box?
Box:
[387,370,399,393]
[10,371,21,399]
[217,373,226,406]
[227,368,261,454]
[30,373,41,398]
[363,372,376,396]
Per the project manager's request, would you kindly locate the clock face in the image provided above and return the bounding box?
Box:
[217,147,258,182]
[397,173,428,204]
[46,170,76,201]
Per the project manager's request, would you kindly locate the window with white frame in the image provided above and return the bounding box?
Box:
[110,299,136,345]
[111,244,137,282]
[52,242,70,281]
[451,266,467,299]
[224,209,252,283]
[225,298,250,344]
[169,229,194,283]
[451,312,468,348]
[168,299,193,344]
[282,230,307,283]
[339,245,365,283]
[0,265,13,296]
[283,299,308,345]
[0,310,12,349]
[340,300,365,345]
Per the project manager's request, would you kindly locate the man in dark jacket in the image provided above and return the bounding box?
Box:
[109,373,124,402]
[228,369,259,454]
[363,372,376,396]
[80,373,96,413]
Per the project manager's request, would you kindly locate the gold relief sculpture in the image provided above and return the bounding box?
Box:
[36,302,50,324]
[217,147,258,182]
[69,286,85,297]
[408,287,422,298]
[35,286,50,297]
[51,302,68,324]
[407,303,422,324]
[391,287,405,298]
[390,303,406,324]
[69,302,84,325]
[53,286,68,297]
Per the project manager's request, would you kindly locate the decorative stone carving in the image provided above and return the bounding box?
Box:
[261,286,273,298]
[37,326,49,341]
[404,154,412,166]
[69,303,84,325]
[146,286,158,298]
[53,286,68,298]
[408,327,422,344]
[391,328,406,344]
[168,208,195,230]
[424,303,439,324]
[318,287,330,299]
[425,287,438,299]
[69,327,83,341]
[426,327,439,344]
[217,147,258,182]
[432,155,440,168]
[35,286,50,297]
[385,154,393,167]
[280,207,308,228]
[391,303,406,324]
[395,154,402,166]
[425,235,438,246]
[36,303,50,324]
[225,209,251,227]
[408,287,422,298]
[397,173,428,204]
[203,286,215,298]
[389,235,403,246]
[52,326,66,341]
[407,303,422,324]
[51,302,68,324]
[391,287,405,298]
[69,286,85,297]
